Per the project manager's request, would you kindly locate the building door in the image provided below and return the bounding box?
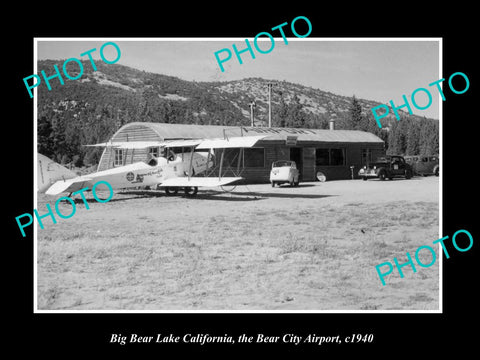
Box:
[290,147,303,180]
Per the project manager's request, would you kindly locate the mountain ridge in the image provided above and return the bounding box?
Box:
[37,59,437,124]
[36,60,438,165]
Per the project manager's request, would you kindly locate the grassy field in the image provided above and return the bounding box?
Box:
[36,176,440,311]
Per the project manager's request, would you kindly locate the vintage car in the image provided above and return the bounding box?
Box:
[405,155,439,176]
[358,155,413,180]
[270,160,300,187]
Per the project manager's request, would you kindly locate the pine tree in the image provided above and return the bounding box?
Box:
[347,95,363,130]
[387,121,398,154]
[405,118,421,155]
[273,91,289,127]
[419,119,439,155]
[50,113,68,163]
[429,121,439,155]
[387,119,407,155]
[287,95,306,128]
[37,115,54,157]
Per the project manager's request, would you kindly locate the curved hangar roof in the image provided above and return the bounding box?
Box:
[110,122,384,144]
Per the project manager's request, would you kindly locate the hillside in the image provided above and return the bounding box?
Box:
[36,60,438,166]
[209,77,385,123]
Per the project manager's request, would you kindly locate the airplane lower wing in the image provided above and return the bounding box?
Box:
[45,178,94,195]
[159,177,243,188]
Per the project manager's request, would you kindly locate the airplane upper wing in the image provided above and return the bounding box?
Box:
[159,177,242,188]
[84,141,163,149]
[84,139,203,149]
[196,135,267,149]
[162,139,203,148]
[160,136,265,150]
[45,178,94,195]
[83,135,266,150]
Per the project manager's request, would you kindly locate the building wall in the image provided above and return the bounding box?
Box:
[302,147,316,180]
[98,124,162,171]
[210,144,281,183]
[313,142,385,181]
[210,142,385,183]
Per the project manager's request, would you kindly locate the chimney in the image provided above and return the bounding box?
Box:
[329,119,335,130]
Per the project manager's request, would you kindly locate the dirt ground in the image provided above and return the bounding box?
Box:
[36,175,440,311]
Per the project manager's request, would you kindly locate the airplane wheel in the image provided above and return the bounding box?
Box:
[165,187,178,196]
[184,186,198,196]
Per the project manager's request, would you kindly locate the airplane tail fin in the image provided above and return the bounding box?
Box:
[37,154,77,193]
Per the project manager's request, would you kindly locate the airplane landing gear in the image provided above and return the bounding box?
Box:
[165,186,198,196]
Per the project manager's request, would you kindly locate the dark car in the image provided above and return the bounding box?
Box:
[358,155,413,181]
[406,155,439,176]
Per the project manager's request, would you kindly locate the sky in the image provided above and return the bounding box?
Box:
[37,38,441,119]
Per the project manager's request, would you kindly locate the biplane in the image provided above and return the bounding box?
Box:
[38,133,266,197]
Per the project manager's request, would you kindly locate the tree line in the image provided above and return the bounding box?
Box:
[342,96,439,156]
[270,94,438,156]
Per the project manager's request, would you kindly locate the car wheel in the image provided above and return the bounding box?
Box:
[405,170,412,179]
[378,170,386,181]
[165,187,178,196]
[184,186,198,196]
[316,171,326,182]
[363,177,368,181]
[271,181,275,187]
[435,168,439,177]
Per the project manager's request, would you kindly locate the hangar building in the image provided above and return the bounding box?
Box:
[97,122,385,182]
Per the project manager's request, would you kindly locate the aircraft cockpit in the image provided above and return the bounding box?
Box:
[146,147,178,167]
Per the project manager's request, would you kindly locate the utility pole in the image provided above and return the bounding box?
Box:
[267,83,273,128]
[249,101,256,127]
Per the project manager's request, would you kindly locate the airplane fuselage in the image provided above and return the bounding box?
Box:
[43,152,213,196]
[88,152,211,190]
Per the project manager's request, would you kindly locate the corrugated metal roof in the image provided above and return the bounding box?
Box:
[119,122,384,144]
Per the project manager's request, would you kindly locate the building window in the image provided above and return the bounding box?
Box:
[315,148,345,166]
[315,149,329,166]
[222,148,241,168]
[330,148,345,166]
[148,147,160,158]
[216,148,265,168]
[244,148,265,168]
[361,149,373,165]
[114,149,125,166]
